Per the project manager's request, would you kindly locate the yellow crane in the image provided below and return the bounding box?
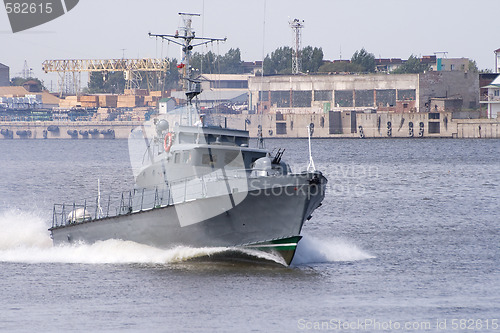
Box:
[42,58,169,96]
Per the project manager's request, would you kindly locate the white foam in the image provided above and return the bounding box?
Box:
[0,209,53,251]
[292,235,375,265]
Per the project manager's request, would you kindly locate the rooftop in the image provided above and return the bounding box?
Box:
[200,74,253,81]
[0,86,30,96]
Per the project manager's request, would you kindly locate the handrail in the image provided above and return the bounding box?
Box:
[51,166,290,228]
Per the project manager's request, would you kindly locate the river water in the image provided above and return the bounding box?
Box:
[0,138,498,332]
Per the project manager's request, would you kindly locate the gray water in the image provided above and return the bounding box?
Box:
[0,138,499,332]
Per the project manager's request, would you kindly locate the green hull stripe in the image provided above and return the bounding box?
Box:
[246,243,298,251]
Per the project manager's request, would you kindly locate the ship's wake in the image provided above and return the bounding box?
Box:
[0,209,373,266]
[0,209,287,265]
[291,234,375,265]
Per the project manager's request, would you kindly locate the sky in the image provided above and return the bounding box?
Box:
[1,0,499,89]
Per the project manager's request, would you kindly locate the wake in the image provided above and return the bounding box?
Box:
[0,209,285,265]
[292,234,375,265]
[0,209,374,266]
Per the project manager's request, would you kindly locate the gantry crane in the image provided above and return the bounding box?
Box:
[42,58,169,96]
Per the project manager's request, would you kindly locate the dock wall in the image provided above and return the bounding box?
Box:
[0,121,142,139]
[1,113,499,140]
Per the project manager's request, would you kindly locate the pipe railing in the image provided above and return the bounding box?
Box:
[52,166,286,228]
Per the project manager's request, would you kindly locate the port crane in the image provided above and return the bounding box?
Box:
[42,58,169,96]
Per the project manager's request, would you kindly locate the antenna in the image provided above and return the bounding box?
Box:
[307,124,316,172]
[149,13,226,125]
[434,51,448,58]
[289,18,304,74]
[22,60,32,78]
[97,179,103,219]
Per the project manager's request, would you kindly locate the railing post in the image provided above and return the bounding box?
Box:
[154,187,158,208]
[106,194,111,217]
[95,195,99,220]
[83,200,87,222]
[167,185,171,205]
[140,188,145,211]
[62,204,66,226]
[184,180,187,202]
[119,192,124,215]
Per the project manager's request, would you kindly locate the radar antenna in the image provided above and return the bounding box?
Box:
[149,13,226,108]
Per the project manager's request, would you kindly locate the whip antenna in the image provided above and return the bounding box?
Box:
[307,124,316,172]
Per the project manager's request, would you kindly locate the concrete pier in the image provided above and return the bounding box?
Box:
[0,121,142,139]
[1,113,498,140]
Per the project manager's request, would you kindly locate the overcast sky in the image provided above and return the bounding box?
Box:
[1,0,499,88]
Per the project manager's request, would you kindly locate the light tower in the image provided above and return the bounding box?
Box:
[289,18,304,74]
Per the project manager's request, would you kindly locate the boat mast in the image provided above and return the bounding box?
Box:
[149,13,226,125]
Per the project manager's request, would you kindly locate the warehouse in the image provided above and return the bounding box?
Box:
[248,71,479,114]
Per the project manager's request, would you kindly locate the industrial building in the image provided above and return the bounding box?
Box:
[480,75,500,119]
[248,71,479,114]
[495,48,500,73]
[0,63,9,86]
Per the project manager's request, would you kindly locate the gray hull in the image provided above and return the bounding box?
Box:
[50,172,326,264]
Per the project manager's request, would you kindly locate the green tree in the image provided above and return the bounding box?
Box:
[263,45,324,74]
[351,48,376,72]
[301,46,324,73]
[190,51,218,74]
[468,60,479,73]
[318,61,363,73]
[263,46,293,75]
[219,48,243,74]
[88,71,126,93]
[392,55,429,74]
[10,76,46,91]
[189,48,243,74]
[164,58,181,90]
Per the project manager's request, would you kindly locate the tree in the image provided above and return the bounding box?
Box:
[351,48,376,72]
[190,51,218,74]
[189,48,244,74]
[301,46,324,73]
[263,46,293,75]
[318,61,363,73]
[392,55,429,74]
[88,71,126,94]
[468,60,479,73]
[10,76,46,91]
[263,45,324,75]
[164,58,181,90]
[219,48,243,74]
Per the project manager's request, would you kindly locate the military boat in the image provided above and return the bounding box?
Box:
[50,13,327,265]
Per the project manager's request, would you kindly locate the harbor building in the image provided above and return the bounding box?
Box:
[0,63,9,86]
[248,71,479,114]
[480,75,500,119]
[495,48,500,73]
[430,57,470,72]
